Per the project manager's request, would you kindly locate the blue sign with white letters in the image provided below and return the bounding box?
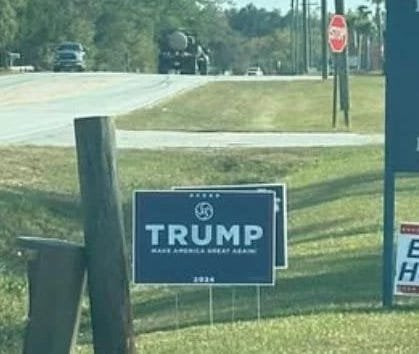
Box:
[174,184,287,269]
[386,0,419,171]
[383,0,419,306]
[133,190,275,285]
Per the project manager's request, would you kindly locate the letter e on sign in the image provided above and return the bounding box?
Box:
[408,239,419,258]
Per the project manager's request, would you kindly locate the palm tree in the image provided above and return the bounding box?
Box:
[354,5,374,71]
[369,0,384,70]
[345,10,358,58]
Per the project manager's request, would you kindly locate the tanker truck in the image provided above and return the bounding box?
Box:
[158,30,210,75]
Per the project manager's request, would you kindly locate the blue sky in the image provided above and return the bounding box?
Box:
[231,0,372,13]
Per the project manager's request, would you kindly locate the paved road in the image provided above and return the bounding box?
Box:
[0,72,206,144]
[0,72,383,148]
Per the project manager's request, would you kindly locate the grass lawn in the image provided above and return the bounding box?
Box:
[1,145,418,353]
[116,76,384,133]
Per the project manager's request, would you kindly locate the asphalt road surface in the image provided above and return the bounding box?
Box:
[0,72,383,148]
[0,72,206,144]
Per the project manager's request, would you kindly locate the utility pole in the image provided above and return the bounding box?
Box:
[308,3,312,68]
[307,2,320,72]
[321,0,328,79]
[302,0,309,73]
[374,3,383,71]
[295,0,300,73]
[334,0,350,127]
[291,0,296,73]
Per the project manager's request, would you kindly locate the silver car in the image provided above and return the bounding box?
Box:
[53,42,86,72]
[246,66,264,76]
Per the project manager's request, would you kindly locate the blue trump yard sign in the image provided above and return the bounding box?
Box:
[133,190,275,285]
[174,183,287,269]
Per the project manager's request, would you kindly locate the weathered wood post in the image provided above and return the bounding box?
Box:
[74,116,136,354]
[18,236,86,354]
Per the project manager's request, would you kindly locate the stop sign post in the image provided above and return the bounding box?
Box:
[328,14,350,128]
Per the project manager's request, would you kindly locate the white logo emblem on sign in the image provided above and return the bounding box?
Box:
[195,201,214,221]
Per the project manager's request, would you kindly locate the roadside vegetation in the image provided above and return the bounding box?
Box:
[1,1,383,75]
[116,76,384,133]
[0,0,297,73]
[1,145,418,353]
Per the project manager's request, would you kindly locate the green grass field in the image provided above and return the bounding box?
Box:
[116,76,384,133]
[0,74,414,353]
[1,145,418,353]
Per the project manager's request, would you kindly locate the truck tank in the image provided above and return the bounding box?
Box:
[158,30,209,75]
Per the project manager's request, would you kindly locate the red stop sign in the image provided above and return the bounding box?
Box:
[328,14,348,53]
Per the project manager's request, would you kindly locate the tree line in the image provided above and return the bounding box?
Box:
[0,0,382,74]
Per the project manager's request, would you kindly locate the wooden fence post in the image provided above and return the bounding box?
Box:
[17,236,86,354]
[74,116,136,354]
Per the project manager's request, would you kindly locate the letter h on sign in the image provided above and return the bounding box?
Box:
[398,262,419,282]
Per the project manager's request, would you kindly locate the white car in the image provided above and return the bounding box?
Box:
[246,67,264,76]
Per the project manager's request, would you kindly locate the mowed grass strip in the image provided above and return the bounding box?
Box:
[78,312,419,354]
[116,76,384,133]
[1,145,418,354]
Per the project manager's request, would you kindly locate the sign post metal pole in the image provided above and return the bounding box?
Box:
[332,53,338,128]
[383,0,396,309]
[231,288,236,323]
[209,286,214,326]
[383,169,395,307]
[175,292,180,330]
